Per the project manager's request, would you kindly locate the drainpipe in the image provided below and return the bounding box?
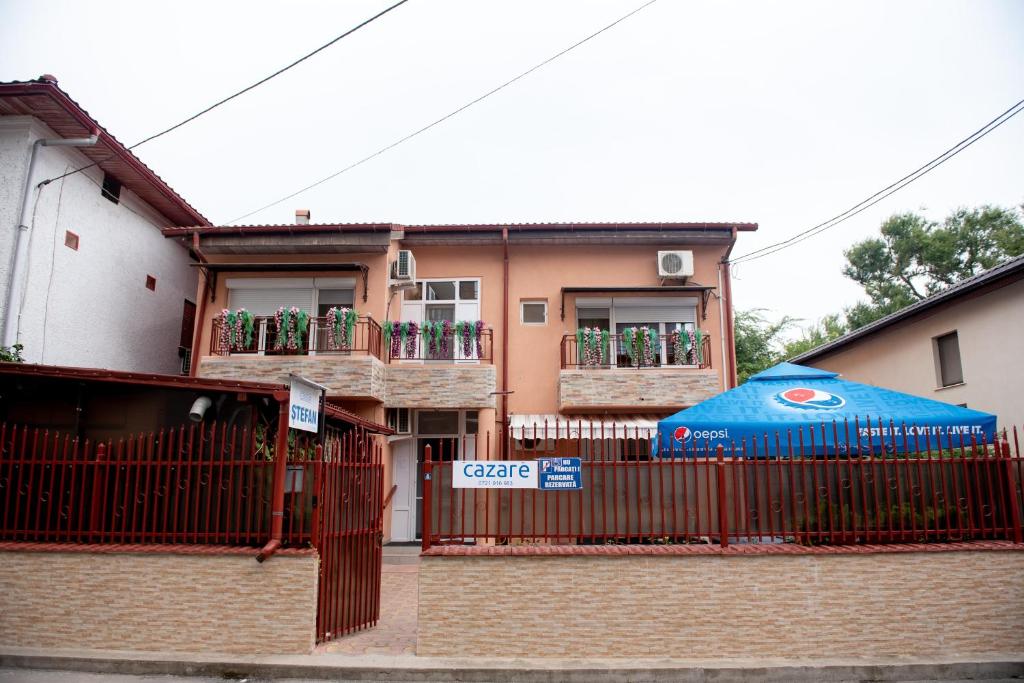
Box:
[2,130,99,349]
[257,396,291,562]
[190,232,209,377]
[501,227,510,460]
[719,227,739,389]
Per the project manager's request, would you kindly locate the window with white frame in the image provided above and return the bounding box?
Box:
[520,300,547,325]
[399,278,481,360]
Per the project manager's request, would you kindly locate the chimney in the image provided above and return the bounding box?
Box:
[295,209,311,225]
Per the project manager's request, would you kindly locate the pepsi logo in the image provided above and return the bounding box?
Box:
[776,387,845,410]
[673,426,691,442]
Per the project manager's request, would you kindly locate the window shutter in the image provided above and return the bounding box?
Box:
[228,288,314,316]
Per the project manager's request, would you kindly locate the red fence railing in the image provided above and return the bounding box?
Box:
[0,422,373,548]
[210,315,383,361]
[421,424,1024,549]
[561,333,712,369]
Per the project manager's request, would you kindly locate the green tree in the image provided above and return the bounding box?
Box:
[733,309,795,383]
[782,314,847,359]
[842,205,1024,320]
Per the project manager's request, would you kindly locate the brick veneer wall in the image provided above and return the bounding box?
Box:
[198,355,386,401]
[0,549,319,654]
[418,548,1024,659]
[559,368,720,410]
[385,364,496,408]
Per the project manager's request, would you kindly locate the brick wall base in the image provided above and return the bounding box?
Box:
[418,549,1024,659]
[0,549,319,654]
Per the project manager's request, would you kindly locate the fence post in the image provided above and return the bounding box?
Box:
[1000,435,1023,544]
[90,442,107,542]
[716,444,729,548]
[421,444,433,552]
[311,444,323,549]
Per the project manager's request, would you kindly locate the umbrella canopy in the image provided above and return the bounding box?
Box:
[656,362,997,457]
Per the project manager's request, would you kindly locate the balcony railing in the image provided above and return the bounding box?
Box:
[561,331,712,369]
[210,315,383,361]
[386,328,493,364]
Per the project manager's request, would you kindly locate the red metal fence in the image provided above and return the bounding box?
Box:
[421,424,1024,549]
[0,419,385,643]
[0,421,278,546]
[315,430,384,642]
[210,315,383,361]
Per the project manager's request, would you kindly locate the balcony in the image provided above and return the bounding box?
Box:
[197,315,386,400]
[558,330,719,411]
[383,323,496,409]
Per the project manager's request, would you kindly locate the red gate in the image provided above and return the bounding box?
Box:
[313,428,384,642]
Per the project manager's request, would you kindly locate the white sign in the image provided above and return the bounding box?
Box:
[452,460,538,489]
[288,376,321,433]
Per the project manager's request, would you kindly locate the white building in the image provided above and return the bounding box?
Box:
[0,75,209,373]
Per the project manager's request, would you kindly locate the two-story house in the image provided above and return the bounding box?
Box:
[166,214,756,541]
[0,75,209,373]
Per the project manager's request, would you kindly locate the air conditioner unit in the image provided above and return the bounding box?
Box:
[657,250,694,278]
[387,408,411,435]
[391,250,416,281]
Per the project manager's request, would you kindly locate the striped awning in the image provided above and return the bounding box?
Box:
[508,414,662,439]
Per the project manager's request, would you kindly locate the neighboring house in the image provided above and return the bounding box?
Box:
[790,254,1024,429]
[166,213,756,542]
[0,75,209,373]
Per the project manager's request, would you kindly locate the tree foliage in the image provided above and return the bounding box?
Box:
[843,204,1024,315]
[733,309,795,383]
[732,204,1024,381]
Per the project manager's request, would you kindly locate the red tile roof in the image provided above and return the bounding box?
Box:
[0,76,209,227]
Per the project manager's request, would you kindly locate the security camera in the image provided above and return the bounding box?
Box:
[189,396,213,423]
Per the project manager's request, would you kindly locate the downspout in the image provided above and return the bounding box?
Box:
[719,227,739,389]
[190,232,209,377]
[501,226,510,460]
[2,130,99,349]
[257,395,291,562]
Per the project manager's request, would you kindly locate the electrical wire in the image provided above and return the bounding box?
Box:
[729,96,1024,266]
[223,0,661,225]
[38,0,413,187]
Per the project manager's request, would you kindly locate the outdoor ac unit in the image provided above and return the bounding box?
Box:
[391,250,416,281]
[387,408,411,435]
[657,250,694,278]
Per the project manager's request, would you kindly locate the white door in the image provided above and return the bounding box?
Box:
[390,440,416,542]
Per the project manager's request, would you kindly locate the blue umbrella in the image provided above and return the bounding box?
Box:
[656,362,997,457]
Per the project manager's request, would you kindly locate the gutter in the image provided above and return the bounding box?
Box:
[719,228,739,389]
[257,394,292,563]
[2,130,99,349]
[189,232,211,377]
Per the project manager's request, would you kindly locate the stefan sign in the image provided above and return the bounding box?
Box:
[453,461,538,489]
[288,375,323,434]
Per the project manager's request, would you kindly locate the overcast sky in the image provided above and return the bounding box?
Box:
[2,0,1022,331]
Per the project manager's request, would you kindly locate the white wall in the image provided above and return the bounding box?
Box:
[0,116,198,374]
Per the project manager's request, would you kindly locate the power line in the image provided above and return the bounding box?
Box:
[38,0,413,188]
[223,0,661,225]
[729,96,1024,266]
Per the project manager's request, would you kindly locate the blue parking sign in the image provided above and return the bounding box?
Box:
[538,457,582,490]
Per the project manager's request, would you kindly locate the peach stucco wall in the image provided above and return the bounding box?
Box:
[805,278,1024,428]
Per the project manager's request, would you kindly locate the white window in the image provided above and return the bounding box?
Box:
[520,300,547,325]
[399,278,482,361]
